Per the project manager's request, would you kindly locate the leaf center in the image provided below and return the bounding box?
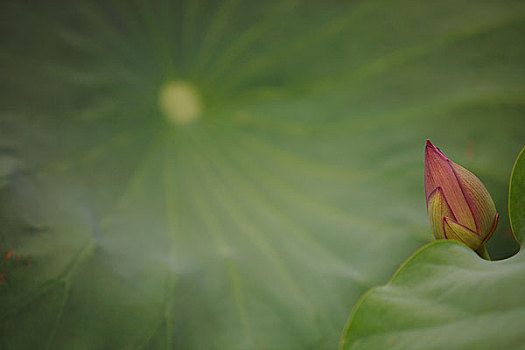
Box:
[159,81,202,125]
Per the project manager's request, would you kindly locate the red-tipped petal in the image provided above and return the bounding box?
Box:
[451,162,498,238]
[443,217,483,251]
[425,141,476,231]
[481,214,499,245]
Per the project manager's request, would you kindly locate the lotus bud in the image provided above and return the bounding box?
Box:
[424,140,498,256]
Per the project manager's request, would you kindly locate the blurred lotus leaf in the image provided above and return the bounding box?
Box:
[0,0,524,349]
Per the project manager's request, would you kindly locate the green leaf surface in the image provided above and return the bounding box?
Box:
[340,143,525,349]
[340,241,525,350]
[510,147,525,243]
[1,0,524,349]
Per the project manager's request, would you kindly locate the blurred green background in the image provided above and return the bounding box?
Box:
[1,0,524,348]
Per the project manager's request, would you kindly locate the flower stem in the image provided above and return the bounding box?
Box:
[476,245,491,260]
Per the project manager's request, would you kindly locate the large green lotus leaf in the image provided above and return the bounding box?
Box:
[510,148,525,242]
[1,0,524,349]
[340,148,525,349]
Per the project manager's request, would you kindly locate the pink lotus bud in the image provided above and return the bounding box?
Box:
[425,140,499,254]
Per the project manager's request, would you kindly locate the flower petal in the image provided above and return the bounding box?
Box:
[425,140,476,231]
[450,162,497,238]
[427,187,453,240]
[481,213,499,245]
[443,217,483,251]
